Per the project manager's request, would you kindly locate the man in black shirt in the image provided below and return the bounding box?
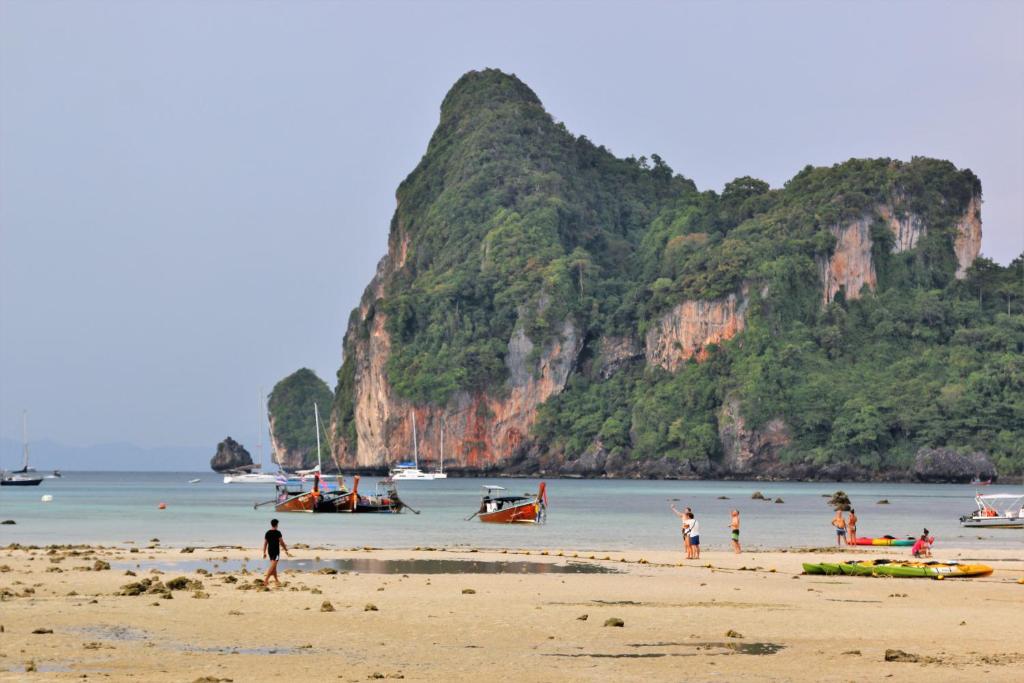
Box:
[262,518,289,587]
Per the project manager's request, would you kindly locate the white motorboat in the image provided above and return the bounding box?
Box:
[223,471,278,484]
[959,493,1024,528]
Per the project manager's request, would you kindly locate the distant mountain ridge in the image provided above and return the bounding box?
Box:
[268,69,1023,481]
[0,437,210,472]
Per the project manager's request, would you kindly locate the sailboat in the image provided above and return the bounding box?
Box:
[431,421,448,479]
[390,412,435,480]
[223,389,281,484]
[1,412,45,487]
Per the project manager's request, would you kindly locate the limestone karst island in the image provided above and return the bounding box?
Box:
[268,69,1020,484]
[4,4,1023,681]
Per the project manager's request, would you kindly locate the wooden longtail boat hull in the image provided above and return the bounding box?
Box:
[354,496,404,513]
[274,490,357,513]
[480,500,542,524]
[274,475,359,513]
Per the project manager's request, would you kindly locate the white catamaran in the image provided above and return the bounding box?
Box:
[390,412,432,480]
[223,390,281,484]
[959,493,1024,528]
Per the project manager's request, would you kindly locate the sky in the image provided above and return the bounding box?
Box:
[1,0,1022,464]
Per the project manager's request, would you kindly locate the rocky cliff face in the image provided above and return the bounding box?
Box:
[268,416,309,471]
[594,335,643,379]
[209,437,253,473]
[340,289,581,470]
[818,214,877,305]
[645,287,750,372]
[912,447,996,483]
[717,396,791,476]
[954,195,982,279]
[879,201,926,253]
[819,195,982,304]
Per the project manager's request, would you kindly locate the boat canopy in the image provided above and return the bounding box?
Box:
[482,485,506,491]
[977,493,1024,500]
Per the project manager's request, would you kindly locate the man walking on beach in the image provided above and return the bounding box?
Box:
[730,509,741,554]
[831,510,847,547]
[262,518,290,587]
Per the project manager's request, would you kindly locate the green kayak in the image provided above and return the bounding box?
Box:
[819,562,843,575]
[802,563,825,575]
[837,562,875,576]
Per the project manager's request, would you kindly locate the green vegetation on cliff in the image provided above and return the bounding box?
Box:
[268,368,333,464]
[326,69,1023,477]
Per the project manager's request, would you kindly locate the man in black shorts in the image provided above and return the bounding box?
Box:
[262,518,289,586]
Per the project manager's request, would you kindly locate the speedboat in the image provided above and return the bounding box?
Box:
[959,493,1024,528]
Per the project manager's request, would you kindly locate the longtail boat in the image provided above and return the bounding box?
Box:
[271,472,357,513]
[354,478,407,513]
[473,483,547,524]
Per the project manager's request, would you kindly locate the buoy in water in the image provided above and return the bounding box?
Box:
[41,494,53,503]
[158,502,167,510]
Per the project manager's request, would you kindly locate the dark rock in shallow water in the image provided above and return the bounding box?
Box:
[1,520,14,525]
[827,490,851,510]
[912,448,996,484]
[210,436,253,473]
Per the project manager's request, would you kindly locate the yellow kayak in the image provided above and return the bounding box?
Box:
[838,560,992,578]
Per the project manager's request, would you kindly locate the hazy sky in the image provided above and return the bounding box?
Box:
[1,0,1022,455]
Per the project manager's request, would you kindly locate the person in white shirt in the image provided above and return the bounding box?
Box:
[687,514,701,559]
[670,504,692,556]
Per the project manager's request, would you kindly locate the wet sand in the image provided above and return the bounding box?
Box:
[1,543,1021,682]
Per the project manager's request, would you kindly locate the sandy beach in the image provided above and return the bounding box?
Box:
[1,542,1021,682]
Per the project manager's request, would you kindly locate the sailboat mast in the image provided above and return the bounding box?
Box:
[411,412,418,468]
[314,402,323,472]
[22,411,29,469]
[257,389,264,470]
[440,423,444,474]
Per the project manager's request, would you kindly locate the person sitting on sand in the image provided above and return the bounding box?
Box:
[831,510,846,546]
[847,509,858,545]
[687,512,701,559]
[730,509,741,554]
[670,504,692,556]
[262,518,290,587]
[911,529,933,558]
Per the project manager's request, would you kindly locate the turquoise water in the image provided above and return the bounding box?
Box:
[0,472,1020,551]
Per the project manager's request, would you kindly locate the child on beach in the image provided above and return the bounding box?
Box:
[831,510,847,546]
[262,518,290,587]
[911,529,934,558]
[730,509,741,554]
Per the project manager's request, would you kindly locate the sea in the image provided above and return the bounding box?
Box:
[1,473,1021,552]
